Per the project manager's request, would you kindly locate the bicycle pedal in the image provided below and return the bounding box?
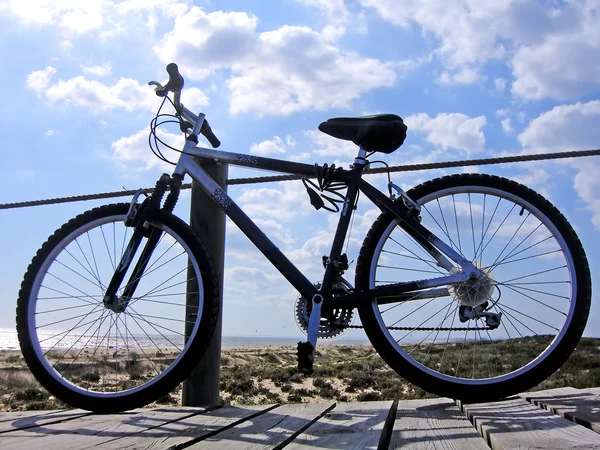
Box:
[297,341,314,373]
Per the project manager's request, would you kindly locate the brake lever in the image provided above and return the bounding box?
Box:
[148,81,166,97]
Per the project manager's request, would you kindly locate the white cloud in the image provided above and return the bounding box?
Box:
[237,181,312,221]
[501,118,513,134]
[253,218,296,247]
[250,136,295,156]
[154,7,396,115]
[518,100,600,229]
[226,25,396,115]
[44,129,55,137]
[305,129,358,159]
[26,68,208,112]
[362,0,510,82]
[44,76,157,112]
[294,0,348,20]
[80,62,112,77]
[111,128,181,172]
[114,0,188,16]
[154,8,259,80]
[2,0,188,35]
[512,166,551,192]
[405,112,486,154]
[494,78,506,92]
[25,66,56,93]
[362,0,600,99]
[59,40,74,53]
[511,30,600,100]
[293,0,367,38]
[225,266,278,291]
[573,164,600,230]
[518,101,600,153]
[438,67,482,85]
[291,152,313,162]
[2,1,106,33]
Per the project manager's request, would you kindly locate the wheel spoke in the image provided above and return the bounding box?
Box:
[364,177,585,389]
[100,225,116,271]
[497,283,568,315]
[469,193,477,260]
[388,235,446,275]
[64,247,105,292]
[490,211,531,267]
[452,195,462,255]
[502,266,567,284]
[497,303,560,331]
[19,205,211,407]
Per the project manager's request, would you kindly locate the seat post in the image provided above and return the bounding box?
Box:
[354,148,368,166]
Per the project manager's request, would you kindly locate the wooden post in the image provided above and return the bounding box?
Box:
[182,160,228,406]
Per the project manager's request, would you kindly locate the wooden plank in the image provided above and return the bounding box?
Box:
[0,409,88,433]
[521,387,581,399]
[186,402,335,449]
[284,401,393,450]
[581,387,600,396]
[0,407,205,450]
[0,409,67,424]
[521,387,600,433]
[389,398,488,449]
[462,397,600,450]
[92,404,275,450]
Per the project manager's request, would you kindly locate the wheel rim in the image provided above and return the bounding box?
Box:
[27,212,204,398]
[369,185,577,385]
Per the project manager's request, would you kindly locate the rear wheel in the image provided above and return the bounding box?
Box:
[356,174,591,401]
[17,203,220,412]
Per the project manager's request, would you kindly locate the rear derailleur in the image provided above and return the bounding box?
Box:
[458,302,502,329]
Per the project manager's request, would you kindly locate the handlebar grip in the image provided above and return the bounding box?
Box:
[163,63,184,93]
[201,120,221,148]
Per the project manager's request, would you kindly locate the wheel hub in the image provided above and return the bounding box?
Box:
[103,295,128,313]
[449,262,495,307]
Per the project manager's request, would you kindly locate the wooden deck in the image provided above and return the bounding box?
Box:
[0,387,598,449]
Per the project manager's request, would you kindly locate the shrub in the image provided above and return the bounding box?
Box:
[14,388,49,402]
[287,393,302,403]
[357,391,382,402]
[80,372,101,382]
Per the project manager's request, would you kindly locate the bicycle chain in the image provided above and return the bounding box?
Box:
[329,323,492,331]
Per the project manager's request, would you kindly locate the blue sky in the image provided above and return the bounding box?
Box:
[0,0,599,339]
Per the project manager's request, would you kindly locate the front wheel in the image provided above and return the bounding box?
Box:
[356,174,591,401]
[17,203,220,412]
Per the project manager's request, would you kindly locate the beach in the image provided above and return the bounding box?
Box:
[1,337,600,411]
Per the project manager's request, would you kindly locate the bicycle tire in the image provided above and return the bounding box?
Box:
[355,173,591,401]
[17,203,220,412]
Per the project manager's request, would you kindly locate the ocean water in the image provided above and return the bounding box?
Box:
[0,328,369,351]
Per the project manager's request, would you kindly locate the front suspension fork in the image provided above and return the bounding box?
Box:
[103,173,181,310]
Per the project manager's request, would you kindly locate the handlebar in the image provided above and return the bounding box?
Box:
[148,63,220,148]
[200,120,221,148]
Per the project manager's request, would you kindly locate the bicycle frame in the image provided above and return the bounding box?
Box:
[167,106,479,310]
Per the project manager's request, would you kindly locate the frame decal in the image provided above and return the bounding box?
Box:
[235,153,259,166]
[211,187,233,210]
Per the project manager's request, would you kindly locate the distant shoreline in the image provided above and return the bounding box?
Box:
[0,328,370,351]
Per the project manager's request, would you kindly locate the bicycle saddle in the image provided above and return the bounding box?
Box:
[318,114,407,154]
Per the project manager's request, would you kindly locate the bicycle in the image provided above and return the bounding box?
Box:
[16,63,591,413]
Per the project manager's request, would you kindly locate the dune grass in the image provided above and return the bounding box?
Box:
[1,337,599,411]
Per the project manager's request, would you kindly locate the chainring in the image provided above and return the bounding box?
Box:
[295,279,354,339]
